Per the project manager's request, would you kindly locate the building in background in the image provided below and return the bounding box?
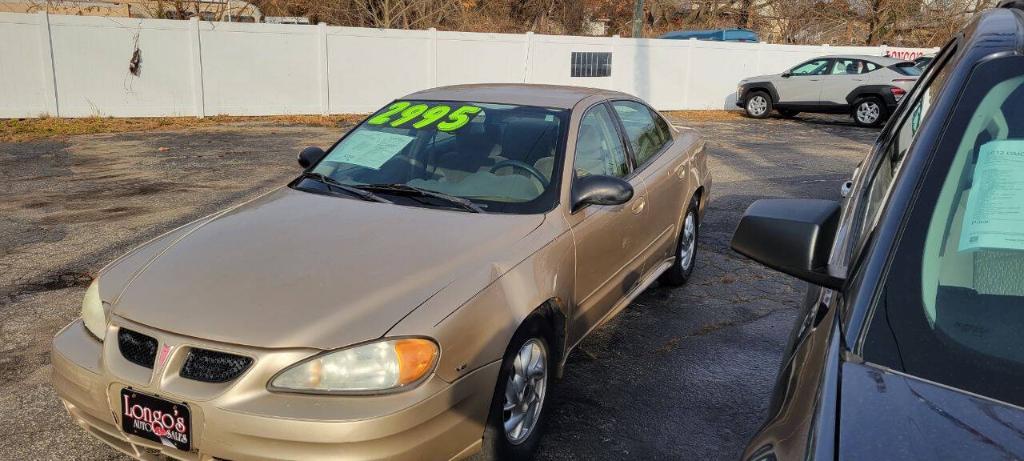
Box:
[0,0,263,22]
[583,17,609,36]
[263,15,308,24]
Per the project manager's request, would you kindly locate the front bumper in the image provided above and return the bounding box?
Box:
[52,319,499,461]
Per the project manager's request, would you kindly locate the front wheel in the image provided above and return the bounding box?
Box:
[853,97,888,127]
[744,91,772,119]
[479,323,553,460]
[660,197,699,287]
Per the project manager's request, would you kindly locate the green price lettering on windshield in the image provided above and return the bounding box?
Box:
[390,104,429,127]
[437,105,482,132]
[367,101,411,126]
[366,101,481,131]
[413,105,452,128]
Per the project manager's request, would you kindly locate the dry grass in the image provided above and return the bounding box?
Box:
[663,110,746,122]
[0,114,366,143]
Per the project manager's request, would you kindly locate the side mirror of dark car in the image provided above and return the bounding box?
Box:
[730,199,845,289]
[571,175,634,212]
[298,146,326,169]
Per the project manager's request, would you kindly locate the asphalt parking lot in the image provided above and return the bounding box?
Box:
[0,113,875,461]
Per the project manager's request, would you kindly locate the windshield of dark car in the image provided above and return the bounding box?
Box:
[304,100,568,214]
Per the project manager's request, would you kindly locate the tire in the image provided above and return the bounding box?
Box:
[659,197,700,287]
[744,91,772,119]
[778,109,800,118]
[852,97,888,127]
[478,321,554,460]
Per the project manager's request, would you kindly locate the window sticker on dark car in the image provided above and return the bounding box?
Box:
[958,140,1024,252]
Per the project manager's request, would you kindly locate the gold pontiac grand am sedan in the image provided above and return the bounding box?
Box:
[51,84,711,461]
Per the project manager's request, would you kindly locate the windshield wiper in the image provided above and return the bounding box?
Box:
[297,172,391,203]
[355,183,483,213]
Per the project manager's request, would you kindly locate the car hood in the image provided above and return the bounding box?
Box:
[839,361,1024,459]
[739,73,778,84]
[106,187,546,350]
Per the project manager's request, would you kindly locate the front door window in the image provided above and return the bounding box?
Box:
[573,104,629,178]
[790,59,830,76]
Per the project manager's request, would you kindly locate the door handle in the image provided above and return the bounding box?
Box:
[631,198,646,214]
[671,163,687,179]
[671,162,688,179]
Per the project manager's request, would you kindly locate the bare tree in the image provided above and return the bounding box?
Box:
[249,0,999,46]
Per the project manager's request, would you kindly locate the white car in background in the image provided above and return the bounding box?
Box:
[736,55,921,126]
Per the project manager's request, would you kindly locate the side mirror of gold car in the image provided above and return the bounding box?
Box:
[571,174,634,212]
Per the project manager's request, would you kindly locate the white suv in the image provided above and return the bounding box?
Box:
[736,55,920,126]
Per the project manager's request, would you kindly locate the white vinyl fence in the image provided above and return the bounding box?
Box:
[0,12,935,118]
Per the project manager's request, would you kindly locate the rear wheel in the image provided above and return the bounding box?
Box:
[744,91,772,119]
[853,97,888,127]
[660,197,700,287]
[479,321,553,460]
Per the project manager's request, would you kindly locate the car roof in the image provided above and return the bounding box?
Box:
[954,5,1024,63]
[822,54,909,65]
[402,84,635,110]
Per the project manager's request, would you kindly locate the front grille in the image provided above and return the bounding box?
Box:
[180,348,253,383]
[118,328,158,368]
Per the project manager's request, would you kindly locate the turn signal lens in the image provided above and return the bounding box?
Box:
[81,279,107,341]
[395,339,438,385]
[270,338,439,394]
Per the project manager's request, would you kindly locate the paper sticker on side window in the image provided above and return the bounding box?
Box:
[329,130,414,169]
[959,140,1024,252]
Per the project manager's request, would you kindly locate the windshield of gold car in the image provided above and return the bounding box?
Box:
[297,100,569,214]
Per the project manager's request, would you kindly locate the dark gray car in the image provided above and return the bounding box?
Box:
[732,3,1024,460]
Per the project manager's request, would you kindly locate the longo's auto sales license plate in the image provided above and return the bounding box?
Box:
[120,388,192,451]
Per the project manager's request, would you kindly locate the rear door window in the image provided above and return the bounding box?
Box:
[831,58,866,75]
[610,101,672,167]
[891,62,923,76]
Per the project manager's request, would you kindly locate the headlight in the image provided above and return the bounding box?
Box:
[270,338,439,394]
[81,279,107,341]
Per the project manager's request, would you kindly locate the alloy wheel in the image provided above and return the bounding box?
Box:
[503,338,548,445]
[856,101,880,124]
[747,96,768,116]
[680,212,696,270]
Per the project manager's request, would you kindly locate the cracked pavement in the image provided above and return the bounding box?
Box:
[0,113,875,460]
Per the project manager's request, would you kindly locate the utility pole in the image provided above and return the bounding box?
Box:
[632,0,644,38]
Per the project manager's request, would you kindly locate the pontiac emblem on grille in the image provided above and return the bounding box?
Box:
[157,344,172,369]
